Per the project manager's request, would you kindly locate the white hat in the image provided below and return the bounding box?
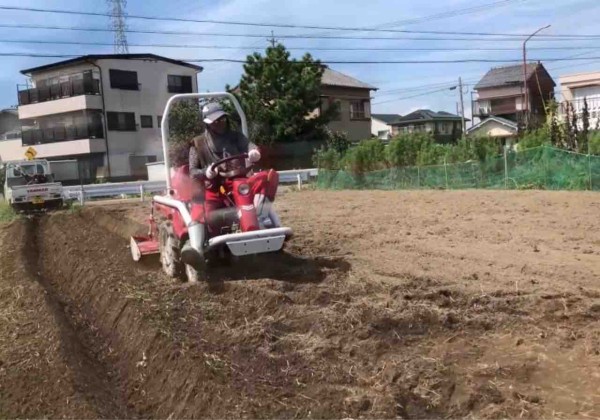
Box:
[202,102,228,124]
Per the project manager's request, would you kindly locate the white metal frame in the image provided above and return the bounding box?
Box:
[160,92,248,192]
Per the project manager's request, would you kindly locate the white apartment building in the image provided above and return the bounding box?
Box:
[559,71,600,130]
[0,54,202,181]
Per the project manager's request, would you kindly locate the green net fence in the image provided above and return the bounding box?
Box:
[317,146,600,191]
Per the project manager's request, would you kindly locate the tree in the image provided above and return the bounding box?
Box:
[168,100,204,166]
[580,97,590,153]
[230,43,338,145]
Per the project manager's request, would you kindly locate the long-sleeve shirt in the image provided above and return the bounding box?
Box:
[189,129,257,179]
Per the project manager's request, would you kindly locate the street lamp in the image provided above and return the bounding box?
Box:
[523,24,551,128]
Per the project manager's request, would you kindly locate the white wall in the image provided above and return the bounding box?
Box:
[371,118,392,139]
[97,58,199,177]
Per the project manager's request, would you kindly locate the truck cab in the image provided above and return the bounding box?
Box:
[3,159,64,212]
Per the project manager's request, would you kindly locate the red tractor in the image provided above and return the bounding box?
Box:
[130,93,292,282]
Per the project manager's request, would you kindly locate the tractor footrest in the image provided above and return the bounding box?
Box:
[226,235,286,256]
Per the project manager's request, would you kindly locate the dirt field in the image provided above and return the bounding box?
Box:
[0,189,599,419]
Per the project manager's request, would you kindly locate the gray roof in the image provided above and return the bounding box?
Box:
[475,63,543,90]
[391,109,465,125]
[321,68,377,90]
[21,53,203,75]
[372,113,401,124]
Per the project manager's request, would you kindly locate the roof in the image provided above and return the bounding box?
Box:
[0,108,18,116]
[321,68,377,90]
[372,113,401,124]
[391,109,466,125]
[20,54,203,75]
[467,116,518,135]
[475,63,554,90]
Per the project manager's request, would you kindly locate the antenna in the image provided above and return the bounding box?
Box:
[107,0,129,54]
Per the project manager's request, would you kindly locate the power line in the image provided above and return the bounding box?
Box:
[0,23,595,42]
[2,5,600,38]
[373,87,459,105]
[3,39,600,52]
[5,53,600,64]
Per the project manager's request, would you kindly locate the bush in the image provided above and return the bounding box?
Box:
[518,129,549,150]
[0,202,17,223]
[342,139,386,174]
[589,131,600,155]
[312,130,350,170]
[386,133,433,167]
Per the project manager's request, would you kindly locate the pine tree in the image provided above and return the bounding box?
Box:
[230,43,338,145]
[580,97,590,153]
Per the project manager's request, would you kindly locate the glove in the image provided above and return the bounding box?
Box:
[205,164,218,180]
[248,149,261,163]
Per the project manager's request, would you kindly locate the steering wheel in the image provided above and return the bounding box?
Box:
[209,153,251,179]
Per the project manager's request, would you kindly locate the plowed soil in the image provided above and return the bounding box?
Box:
[1,190,599,419]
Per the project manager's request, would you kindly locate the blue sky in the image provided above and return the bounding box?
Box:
[1,0,600,121]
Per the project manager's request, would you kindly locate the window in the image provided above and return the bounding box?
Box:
[107,112,136,131]
[350,99,371,120]
[157,115,162,128]
[109,69,139,90]
[140,115,153,128]
[167,75,193,93]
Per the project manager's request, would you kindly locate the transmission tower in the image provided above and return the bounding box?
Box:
[107,0,129,54]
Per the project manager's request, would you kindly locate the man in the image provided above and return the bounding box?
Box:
[188,102,278,236]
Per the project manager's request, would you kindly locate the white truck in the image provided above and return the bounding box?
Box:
[3,159,64,212]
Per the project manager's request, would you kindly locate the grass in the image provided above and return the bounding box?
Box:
[0,202,18,223]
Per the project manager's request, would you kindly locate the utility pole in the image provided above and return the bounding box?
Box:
[459,77,466,135]
[107,0,129,54]
[522,24,550,129]
[268,30,277,47]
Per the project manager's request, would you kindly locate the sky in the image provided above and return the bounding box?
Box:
[1,0,600,123]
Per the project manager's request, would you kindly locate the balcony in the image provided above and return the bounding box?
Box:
[18,79,100,106]
[18,76,103,120]
[473,100,519,117]
[22,123,104,146]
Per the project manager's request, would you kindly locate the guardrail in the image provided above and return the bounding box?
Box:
[63,168,318,204]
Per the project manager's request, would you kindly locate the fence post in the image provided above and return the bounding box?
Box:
[79,186,84,206]
[140,184,145,202]
[589,154,593,191]
[504,146,508,189]
[297,173,302,190]
[444,157,449,189]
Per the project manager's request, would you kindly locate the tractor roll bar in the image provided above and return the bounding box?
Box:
[160,92,248,191]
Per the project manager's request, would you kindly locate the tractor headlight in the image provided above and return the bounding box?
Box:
[238,183,250,196]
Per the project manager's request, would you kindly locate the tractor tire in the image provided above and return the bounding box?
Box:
[185,263,204,283]
[159,222,184,279]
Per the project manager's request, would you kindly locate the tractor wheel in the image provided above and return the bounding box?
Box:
[185,263,203,283]
[159,222,184,278]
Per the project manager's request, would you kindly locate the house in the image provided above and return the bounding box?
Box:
[371,114,401,140]
[0,108,20,140]
[472,62,555,128]
[466,115,518,146]
[558,70,600,129]
[0,53,202,181]
[318,68,378,141]
[389,109,466,143]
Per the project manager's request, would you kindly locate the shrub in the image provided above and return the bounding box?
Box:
[342,139,386,174]
[589,131,600,155]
